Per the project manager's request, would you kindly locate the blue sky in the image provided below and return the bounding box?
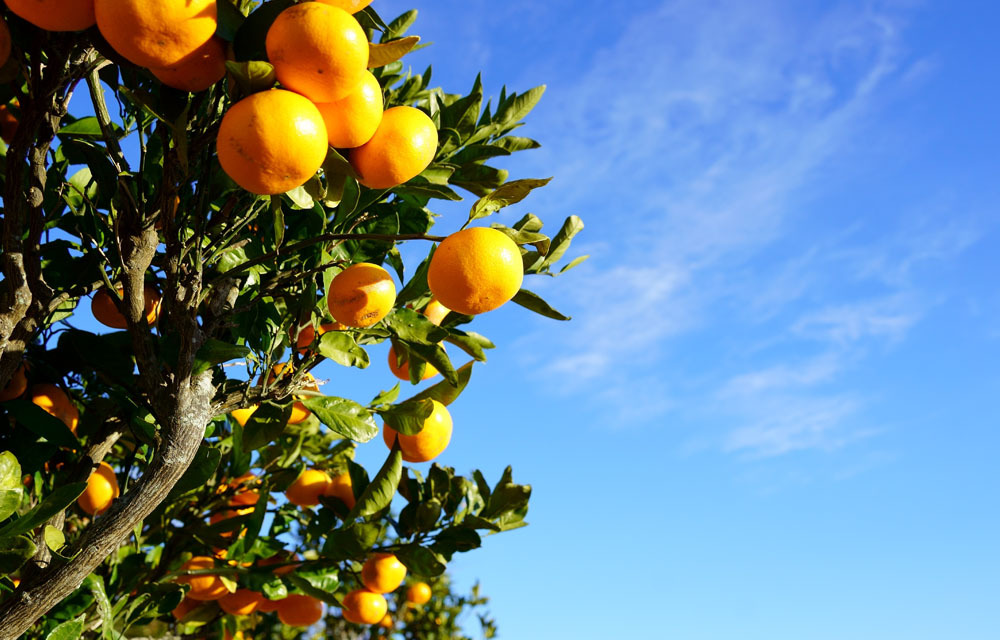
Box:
[60,0,999,637]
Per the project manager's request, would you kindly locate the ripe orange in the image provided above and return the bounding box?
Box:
[94,0,216,68]
[257,597,281,613]
[361,553,407,594]
[378,613,393,629]
[316,0,373,13]
[323,471,355,510]
[349,106,438,189]
[90,284,161,329]
[387,345,438,382]
[406,581,432,605]
[229,406,257,428]
[291,321,343,355]
[219,589,264,616]
[315,70,383,149]
[285,468,331,507]
[210,490,258,538]
[276,593,324,626]
[77,461,119,516]
[265,2,368,103]
[0,362,27,402]
[427,227,523,315]
[265,363,317,424]
[422,299,451,326]
[0,102,17,144]
[0,17,10,67]
[4,0,95,31]
[177,556,228,601]
[29,383,79,434]
[258,552,301,576]
[171,596,201,621]
[342,589,387,625]
[327,263,396,328]
[151,36,226,92]
[382,399,452,463]
[217,89,328,196]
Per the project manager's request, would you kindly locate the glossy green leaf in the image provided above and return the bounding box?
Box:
[287,570,340,604]
[44,618,84,640]
[348,446,402,519]
[0,451,20,490]
[468,177,551,223]
[0,490,20,523]
[301,396,378,443]
[318,331,370,369]
[443,330,493,362]
[411,361,473,407]
[84,574,114,640]
[0,482,87,539]
[43,525,65,551]
[378,398,434,436]
[494,85,546,127]
[511,289,571,321]
[383,308,449,345]
[541,215,585,269]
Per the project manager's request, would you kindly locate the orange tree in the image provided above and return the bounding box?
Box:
[0,1,585,638]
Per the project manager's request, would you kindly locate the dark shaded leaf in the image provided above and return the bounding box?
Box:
[511,289,571,321]
[0,482,86,538]
[468,177,551,223]
[0,535,36,573]
[243,402,293,451]
[411,361,473,407]
[395,544,446,577]
[378,398,433,436]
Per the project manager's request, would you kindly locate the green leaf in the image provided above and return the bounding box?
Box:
[58,117,108,137]
[0,451,21,490]
[349,446,402,519]
[383,9,418,40]
[43,525,65,551]
[395,245,435,306]
[169,445,221,498]
[378,398,434,436]
[215,0,245,41]
[85,574,114,640]
[406,341,457,386]
[242,402,293,451]
[0,490,20,523]
[443,330,493,362]
[432,527,481,557]
[0,482,87,539]
[317,331,370,369]
[411,361,473,407]
[383,308,448,345]
[232,0,294,61]
[511,289,571,321]
[301,397,378,443]
[395,544,447,577]
[481,468,531,520]
[322,522,381,561]
[468,177,551,223]
[541,215,585,269]
[44,617,84,640]
[493,136,541,152]
[0,535,36,573]
[284,184,314,210]
[225,60,277,95]
[287,570,340,604]
[558,254,590,274]
[495,85,546,126]
[193,339,251,375]
[370,384,400,408]
[368,36,420,68]
[4,399,79,450]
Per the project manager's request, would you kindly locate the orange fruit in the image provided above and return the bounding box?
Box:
[257,597,281,613]
[29,383,79,434]
[322,471,355,509]
[264,363,317,424]
[315,70,383,148]
[341,589,387,625]
[276,593,324,626]
[327,263,396,328]
[258,552,301,576]
[219,589,264,616]
[406,582,431,605]
[0,362,27,402]
[422,299,451,326]
[316,0,372,13]
[177,556,228,601]
[94,0,216,68]
[382,399,452,463]
[217,89,328,196]
[77,461,119,516]
[230,406,257,427]
[427,227,523,315]
[361,553,407,594]
[265,2,368,103]
[285,468,331,507]
[171,596,202,621]
[90,284,161,329]
[378,613,393,629]
[210,490,257,538]
[291,321,342,355]
[4,0,95,31]
[0,17,10,67]
[349,106,438,189]
[0,102,17,144]
[151,36,226,92]
[387,345,438,382]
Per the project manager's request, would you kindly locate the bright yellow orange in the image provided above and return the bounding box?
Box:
[230,406,257,427]
[4,0,95,31]
[0,102,17,144]
[315,70,383,149]
[94,0,216,68]
[406,581,432,605]
[427,227,523,316]
[0,362,27,402]
[349,106,438,189]
[29,383,79,434]
[219,589,264,616]
[177,556,228,601]
[217,89,328,195]
[265,2,368,103]
[77,461,119,516]
[223,631,245,640]
[285,468,331,507]
[361,553,407,594]
[382,399,452,463]
[378,613,393,629]
[316,0,372,12]
[90,284,161,329]
[387,345,438,382]
[0,17,10,67]
[422,299,451,326]
[151,36,226,92]
[323,471,355,510]
[276,593,324,626]
[342,589,387,625]
[171,596,200,621]
[327,263,396,328]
